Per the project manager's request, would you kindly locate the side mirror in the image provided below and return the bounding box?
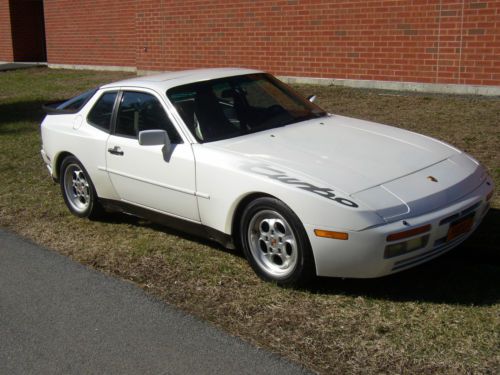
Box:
[139,130,173,161]
[307,95,317,103]
[138,129,171,150]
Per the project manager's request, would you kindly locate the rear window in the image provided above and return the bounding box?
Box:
[43,88,98,114]
[57,89,97,111]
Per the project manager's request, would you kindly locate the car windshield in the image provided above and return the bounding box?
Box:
[167,73,327,143]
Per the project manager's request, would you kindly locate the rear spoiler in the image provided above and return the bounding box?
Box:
[42,100,80,115]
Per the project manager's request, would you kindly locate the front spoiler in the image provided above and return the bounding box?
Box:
[306,175,494,278]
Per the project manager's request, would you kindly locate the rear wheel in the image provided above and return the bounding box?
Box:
[60,156,103,219]
[240,197,315,287]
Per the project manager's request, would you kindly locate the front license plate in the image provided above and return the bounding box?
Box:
[447,215,474,241]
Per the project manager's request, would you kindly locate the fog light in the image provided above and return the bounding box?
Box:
[384,235,429,258]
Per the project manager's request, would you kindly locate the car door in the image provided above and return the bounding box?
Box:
[105,89,200,222]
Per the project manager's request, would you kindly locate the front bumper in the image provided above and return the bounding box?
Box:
[306,176,494,278]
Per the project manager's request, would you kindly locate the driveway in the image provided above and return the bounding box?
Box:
[0,229,311,375]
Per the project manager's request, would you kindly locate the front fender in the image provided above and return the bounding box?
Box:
[193,145,384,235]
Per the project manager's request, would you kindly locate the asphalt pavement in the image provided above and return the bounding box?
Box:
[0,228,311,375]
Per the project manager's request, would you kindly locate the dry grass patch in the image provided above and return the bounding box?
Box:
[1,68,499,374]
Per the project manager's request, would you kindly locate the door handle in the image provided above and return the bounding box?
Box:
[108,146,124,156]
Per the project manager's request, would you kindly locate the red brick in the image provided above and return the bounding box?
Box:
[0,1,13,61]
[1,0,497,86]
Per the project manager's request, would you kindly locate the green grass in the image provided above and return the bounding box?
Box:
[1,68,499,374]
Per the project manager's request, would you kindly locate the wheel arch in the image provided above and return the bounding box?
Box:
[231,193,318,285]
[229,192,315,260]
[58,153,105,219]
[53,151,75,182]
[230,192,276,246]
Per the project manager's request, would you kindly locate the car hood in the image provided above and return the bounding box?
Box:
[212,114,459,195]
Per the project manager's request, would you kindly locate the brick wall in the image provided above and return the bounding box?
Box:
[44,0,137,67]
[40,1,500,86]
[0,1,14,61]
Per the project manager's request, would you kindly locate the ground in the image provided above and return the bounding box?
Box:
[0,68,498,374]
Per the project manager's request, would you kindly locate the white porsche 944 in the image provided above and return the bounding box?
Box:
[40,68,494,286]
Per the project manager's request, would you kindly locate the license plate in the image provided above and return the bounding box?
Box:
[447,215,474,241]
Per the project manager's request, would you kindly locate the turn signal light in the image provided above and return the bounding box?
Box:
[386,224,431,242]
[314,229,349,240]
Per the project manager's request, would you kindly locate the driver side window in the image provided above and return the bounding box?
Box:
[115,91,182,143]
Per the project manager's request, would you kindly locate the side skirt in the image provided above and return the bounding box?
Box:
[100,199,235,249]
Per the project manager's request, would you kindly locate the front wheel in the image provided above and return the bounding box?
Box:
[60,156,103,219]
[239,197,315,287]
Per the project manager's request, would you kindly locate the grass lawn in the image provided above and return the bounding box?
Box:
[1,68,499,374]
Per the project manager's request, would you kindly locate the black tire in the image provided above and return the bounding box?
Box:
[239,197,315,287]
[59,156,104,219]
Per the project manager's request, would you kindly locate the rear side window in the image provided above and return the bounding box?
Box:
[115,91,182,143]
[87,92,117,132]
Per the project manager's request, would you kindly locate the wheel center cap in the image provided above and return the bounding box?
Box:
[270,238,277,246]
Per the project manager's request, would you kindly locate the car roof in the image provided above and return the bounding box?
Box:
[101,67,263,92]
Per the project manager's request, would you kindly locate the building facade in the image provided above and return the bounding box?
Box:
[1,0,499,93]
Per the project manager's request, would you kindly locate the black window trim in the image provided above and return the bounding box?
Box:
[109,90,122,136]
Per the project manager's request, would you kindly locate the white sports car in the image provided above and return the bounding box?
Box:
[40,68,494,286]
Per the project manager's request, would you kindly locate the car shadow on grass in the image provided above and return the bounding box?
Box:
[97,206,499,306]
[0,100,47,135]
[309,208,500,306]
[95,211,244,259]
